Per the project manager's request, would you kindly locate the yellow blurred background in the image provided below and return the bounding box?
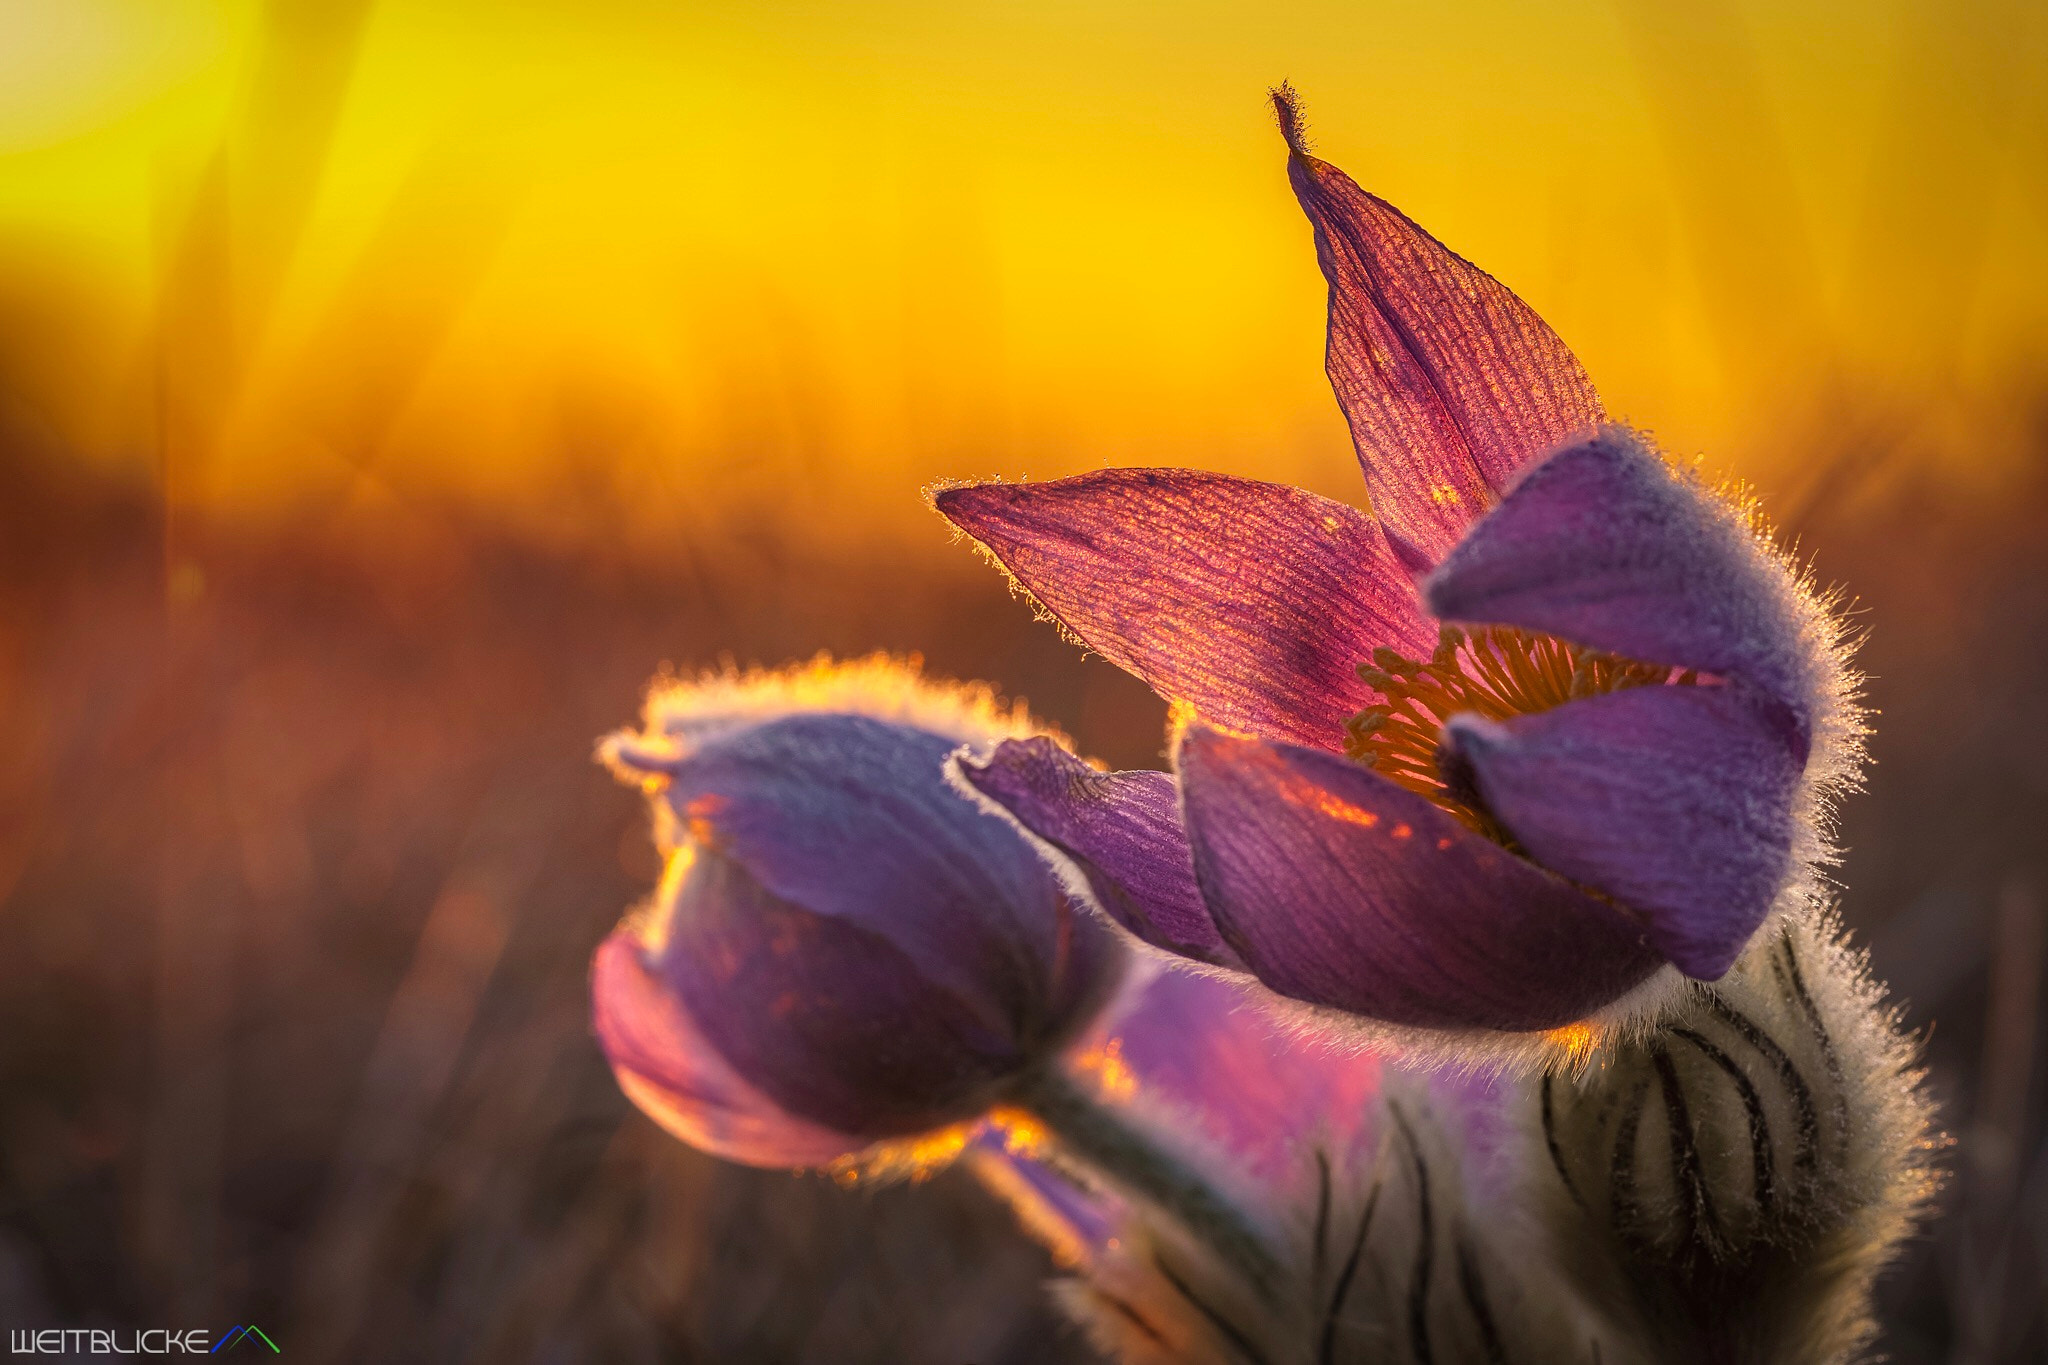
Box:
[3,0,2043,562]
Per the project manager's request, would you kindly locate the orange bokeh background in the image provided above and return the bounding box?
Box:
[3,0,2043,558]
[3,4,2045,1361]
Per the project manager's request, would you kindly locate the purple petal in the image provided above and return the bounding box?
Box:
[1425,429,1814,758]
[658,846,1030,1137]
[1283,121,1605,571]
[646,713,1116,1041]
[954,737,1239,968]
[591,931,861,1168]
[1176,725,1664,1031]
[1442,686,1800,980]
[934,470,1434,753]
[1102,968,1381,1178]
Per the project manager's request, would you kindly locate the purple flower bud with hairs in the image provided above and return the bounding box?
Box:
[970,966,1603,1363]
[936,87,1862,1066]
[591,655,1125,1169]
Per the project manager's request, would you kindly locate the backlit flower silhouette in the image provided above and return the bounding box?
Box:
[938,89,1860,1057]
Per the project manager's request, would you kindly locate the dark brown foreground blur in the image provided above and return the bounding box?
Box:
[3,420,2044,1362]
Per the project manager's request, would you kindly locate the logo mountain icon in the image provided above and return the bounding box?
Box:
[212,1325,280,1354]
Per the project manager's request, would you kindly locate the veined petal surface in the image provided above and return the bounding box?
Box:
[1443,685,1800,980]
[1176,725,1663,1031]
[1283,117,1604,571]
[954,737,1239,968]
[1426,429,1814,756]
[935,470,1433,752]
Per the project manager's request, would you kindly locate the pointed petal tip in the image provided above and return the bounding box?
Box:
[1270,81,1310,156]
[1282,124,1606,564]
[927,478,1005,532]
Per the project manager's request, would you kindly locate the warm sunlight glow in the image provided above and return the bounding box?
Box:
[1,0,2040,564]
[844,1121,979,1184]
[987,1106,1053,1160]
[1074,1038,1138,1103]
[1544,1022,1600,1068]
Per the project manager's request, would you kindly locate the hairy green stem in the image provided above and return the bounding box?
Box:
[1012,1066,1280,1294]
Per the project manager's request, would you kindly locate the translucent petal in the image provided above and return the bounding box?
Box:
[1176,725,1663,1031]
[655,848,1030,1136]
[936,470,1433,752]
[1287,141,1605,570]
[590,930,861,1168]
[955,737,1239,967]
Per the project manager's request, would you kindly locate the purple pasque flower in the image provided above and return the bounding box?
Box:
[592,654,1124,1169]
[935,89,1858,1060]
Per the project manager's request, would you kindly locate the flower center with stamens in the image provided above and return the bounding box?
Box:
[1346,625,1697,838]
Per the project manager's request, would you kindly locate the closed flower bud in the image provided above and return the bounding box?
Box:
[1525,911,1938,1364]
[591,655,1125,1170]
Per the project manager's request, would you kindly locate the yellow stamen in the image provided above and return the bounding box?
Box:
[1345,624,1695,834]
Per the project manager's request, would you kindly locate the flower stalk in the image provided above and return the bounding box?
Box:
[1008,1066,1282,1295]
